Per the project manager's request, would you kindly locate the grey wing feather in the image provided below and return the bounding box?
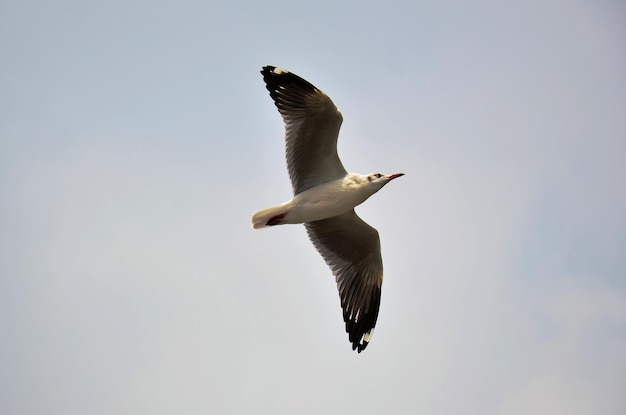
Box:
[261,66,347,195]
[305,210,383,352]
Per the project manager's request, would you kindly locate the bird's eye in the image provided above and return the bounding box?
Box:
[375,173,382,179]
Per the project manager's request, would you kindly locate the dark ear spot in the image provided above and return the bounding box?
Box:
[368,176,373,182]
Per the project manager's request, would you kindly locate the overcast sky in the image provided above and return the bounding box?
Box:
[1,0,625,414]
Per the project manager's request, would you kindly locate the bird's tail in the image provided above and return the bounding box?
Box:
[251,204,289,229]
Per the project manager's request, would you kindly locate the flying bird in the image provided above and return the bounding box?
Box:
[252,66,404,352]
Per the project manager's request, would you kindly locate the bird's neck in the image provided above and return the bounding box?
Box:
[343,174,379,197]
[345,173,368,187]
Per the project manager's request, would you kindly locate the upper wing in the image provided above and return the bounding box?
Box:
[305,210,383,352]
[261,66,347,195]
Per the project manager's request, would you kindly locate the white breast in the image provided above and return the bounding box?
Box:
[286,175,373,223]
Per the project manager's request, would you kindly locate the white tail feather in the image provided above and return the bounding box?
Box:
[251,205,287,229]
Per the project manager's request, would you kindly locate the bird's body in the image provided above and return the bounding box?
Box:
[252,66,403,352]
[252,173,392,228]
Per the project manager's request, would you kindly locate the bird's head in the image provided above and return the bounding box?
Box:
[366,172,405,188]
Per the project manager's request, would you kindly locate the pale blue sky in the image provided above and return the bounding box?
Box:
[1,1,625,414]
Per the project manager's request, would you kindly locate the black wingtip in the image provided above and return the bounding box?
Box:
[261,65,278,76]
[260,65,319,94]
[353,340,369,353]
[345,286,381,353]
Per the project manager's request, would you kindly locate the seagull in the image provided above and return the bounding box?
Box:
[252,66,404,352]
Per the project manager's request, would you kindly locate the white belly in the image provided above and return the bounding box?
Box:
[284,178,371,224]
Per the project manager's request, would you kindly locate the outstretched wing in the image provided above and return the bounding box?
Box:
[261,66,347,195]
[305,210,383,352]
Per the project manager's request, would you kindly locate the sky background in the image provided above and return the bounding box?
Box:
[1,0,625,414]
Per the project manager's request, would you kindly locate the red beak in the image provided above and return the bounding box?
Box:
[388,173,405,180]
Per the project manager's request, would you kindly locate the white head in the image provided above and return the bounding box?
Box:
[341,172,404,210]
[365,172,405,189]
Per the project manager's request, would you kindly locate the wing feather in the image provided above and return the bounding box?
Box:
[305,210,383,352]
[261,66,347,195]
